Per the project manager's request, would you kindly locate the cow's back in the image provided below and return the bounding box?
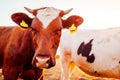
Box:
[60,27,120,79]
[0,27,14,47]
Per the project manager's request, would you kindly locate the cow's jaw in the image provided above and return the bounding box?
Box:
[36,7,61,28]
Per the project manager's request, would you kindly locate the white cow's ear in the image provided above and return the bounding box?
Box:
[11,12,33,29]
[62,15,84,29]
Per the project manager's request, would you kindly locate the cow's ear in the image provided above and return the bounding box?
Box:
[11,12,33,29]
[62,15,83,29]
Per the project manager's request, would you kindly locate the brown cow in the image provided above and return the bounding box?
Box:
[0,7,83,80]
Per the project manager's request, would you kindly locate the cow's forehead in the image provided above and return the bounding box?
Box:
[36,7,61,28]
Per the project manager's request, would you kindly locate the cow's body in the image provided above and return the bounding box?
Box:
[60,27,120,80]
[0,27,39,80]
[0,7,83,80]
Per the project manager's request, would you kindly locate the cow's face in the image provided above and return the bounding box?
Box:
[11,7,83,69]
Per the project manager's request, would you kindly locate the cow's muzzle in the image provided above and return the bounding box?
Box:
[32,54,56,69]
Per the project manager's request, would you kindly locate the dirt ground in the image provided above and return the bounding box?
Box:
[0,55,119,80]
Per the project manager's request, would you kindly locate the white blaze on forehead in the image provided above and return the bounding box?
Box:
[36,7,61,28]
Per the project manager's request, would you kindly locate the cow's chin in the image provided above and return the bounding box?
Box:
[36,62,49,69]
[36,62,56,69]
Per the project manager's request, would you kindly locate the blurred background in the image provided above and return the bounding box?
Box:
[0,0,120,29]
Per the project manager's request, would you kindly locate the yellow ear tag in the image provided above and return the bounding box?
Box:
[69,24,78,34]
[20,20,28,29]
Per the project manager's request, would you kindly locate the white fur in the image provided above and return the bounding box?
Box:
[60,27,120,80]
[36,57,50,68]
[36,7,61,28]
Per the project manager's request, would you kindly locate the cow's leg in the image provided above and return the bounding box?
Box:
[60,53,72,80]
[61,59,70,80]
[69,62,75,77]
[3,66,19,80]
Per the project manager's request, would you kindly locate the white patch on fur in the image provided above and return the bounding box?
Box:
[36,57,50,68]
[36,7,61,28]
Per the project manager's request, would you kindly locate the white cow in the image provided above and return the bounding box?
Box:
[60,27,120,80]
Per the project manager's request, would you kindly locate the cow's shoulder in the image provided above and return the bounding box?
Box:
[0,26,14,34]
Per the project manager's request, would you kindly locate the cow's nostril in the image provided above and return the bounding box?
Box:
[50,62,55,67]
[47,60,56,68]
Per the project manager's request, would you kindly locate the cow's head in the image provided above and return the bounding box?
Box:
[11,7,83,69]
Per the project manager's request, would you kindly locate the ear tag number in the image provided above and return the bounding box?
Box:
[69,24,78,34]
